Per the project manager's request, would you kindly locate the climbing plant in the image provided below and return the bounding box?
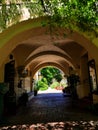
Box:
[0,0,98,34]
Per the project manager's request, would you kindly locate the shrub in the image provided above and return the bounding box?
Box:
[37,80,48,91]
[41,77,48,84]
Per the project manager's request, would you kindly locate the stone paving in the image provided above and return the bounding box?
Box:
[0,89,98,129]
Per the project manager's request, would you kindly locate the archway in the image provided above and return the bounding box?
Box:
[0,18,98,71]
[33,65,66,93]
[0,17,98,107]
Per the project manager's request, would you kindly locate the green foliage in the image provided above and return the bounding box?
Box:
[50,81,60,89]
[40,66,62,85]
[41,67,53,85]
[37,80,48,91]
[0,3,22,31]
[49,0,98,32]
[0,0,97,34]
[54,73,62,82]
[34,82,39,91]
[41,77,48,85]
[35,67,62,91]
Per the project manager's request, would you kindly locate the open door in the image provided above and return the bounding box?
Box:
[88,59,98,93]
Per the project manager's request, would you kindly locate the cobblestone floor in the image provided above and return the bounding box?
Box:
[0,90,98,129]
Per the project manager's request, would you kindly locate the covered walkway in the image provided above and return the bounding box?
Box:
[1,89,98,129]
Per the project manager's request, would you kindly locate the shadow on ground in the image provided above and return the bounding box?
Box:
[0,90,98,129]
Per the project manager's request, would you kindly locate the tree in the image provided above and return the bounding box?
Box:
[40,66,62,85]
[37,79,48,91]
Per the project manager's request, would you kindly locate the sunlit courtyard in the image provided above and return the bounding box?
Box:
[38,87,63,94]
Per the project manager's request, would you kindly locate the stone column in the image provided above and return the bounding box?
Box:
[77,53,90,98]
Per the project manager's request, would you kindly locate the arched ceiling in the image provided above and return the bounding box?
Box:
[26,54,74,71]
[31,61,70,77]
[0,17,98,76]
[26,44,72,61]
[12,29,86,74]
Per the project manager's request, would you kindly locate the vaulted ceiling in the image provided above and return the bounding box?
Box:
[0,17,98,77]
[12,26,86,75]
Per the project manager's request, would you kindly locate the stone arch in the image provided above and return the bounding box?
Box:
[24,49,75,68]
[25,44,72,61]
[0,17,98,69]
[31,62,69,78]
[0,17,98,85]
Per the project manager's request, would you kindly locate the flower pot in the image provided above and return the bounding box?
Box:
[34,90,37,96]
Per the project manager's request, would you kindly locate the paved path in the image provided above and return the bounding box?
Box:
[1,89,98,127]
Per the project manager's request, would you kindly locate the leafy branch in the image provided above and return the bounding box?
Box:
[0,0,97,35]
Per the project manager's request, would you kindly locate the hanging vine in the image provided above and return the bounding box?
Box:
[0,0,98,35]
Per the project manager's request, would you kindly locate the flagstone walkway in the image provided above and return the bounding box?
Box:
[0,88,98,129]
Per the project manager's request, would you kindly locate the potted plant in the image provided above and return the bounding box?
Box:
[34,88,38,96]
[34,83,39,96]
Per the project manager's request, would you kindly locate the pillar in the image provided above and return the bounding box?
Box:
[77,53,90,98]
